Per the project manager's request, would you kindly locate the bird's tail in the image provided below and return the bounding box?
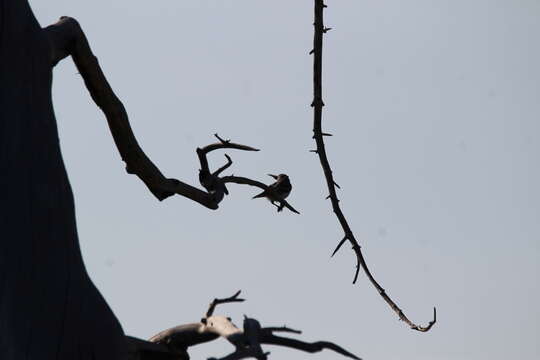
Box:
[252,190,267,199]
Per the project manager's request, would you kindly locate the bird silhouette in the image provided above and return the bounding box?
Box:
[253,174,292,209]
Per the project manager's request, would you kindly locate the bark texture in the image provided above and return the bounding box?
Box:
[0,1,127,359]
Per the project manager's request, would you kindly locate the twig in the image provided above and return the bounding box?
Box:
[206,290,245,318]
[262,326,302,335]
[310,1,436,331]
[197,134,259,174]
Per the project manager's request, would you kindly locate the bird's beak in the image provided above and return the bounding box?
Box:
[267,174,278,179]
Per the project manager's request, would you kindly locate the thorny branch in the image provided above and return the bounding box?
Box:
[310,1,436,331]
[133,291,360,360]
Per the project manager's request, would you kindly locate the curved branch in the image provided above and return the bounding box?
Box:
[221,176,300,214]
[44,17,218,208]
[310,1,436,331]
[259,334,360,360]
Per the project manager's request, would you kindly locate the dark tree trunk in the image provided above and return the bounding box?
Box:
[0,1,127,359]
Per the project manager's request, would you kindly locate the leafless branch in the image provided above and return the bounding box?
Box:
[214,154,233,177]
[206,290,245,317]
[222,176,300,214]
[310,1,436,331]
[44,16,220,208]
[196,135,259,203]
[261,326,302,335]
[259,334,360,360]
[143,292,360,360]
[196,134,259,175]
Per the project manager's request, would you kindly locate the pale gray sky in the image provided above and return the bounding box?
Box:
[30,1,540,359]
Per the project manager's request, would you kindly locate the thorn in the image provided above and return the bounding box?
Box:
[325,195,331,200]
[333,181,341,189]
[323,27,332,33]
[331,237,348,257]
[322,132,333,137]
[309,149,318,153]
[353,261,360,284]
[309,49,314,55]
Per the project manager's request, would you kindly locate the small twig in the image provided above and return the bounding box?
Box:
[213,154,233,177]
[215,133,230,144]
[262,326,302,335]
[197,134,259,173]
[206,290,245,318]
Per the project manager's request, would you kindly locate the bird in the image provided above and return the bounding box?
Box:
[252,174,292,208]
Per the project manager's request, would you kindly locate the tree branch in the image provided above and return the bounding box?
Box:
[44,16,219,208]
[143,292,360,360]
[259,334,360,360]
[310,1,436,331]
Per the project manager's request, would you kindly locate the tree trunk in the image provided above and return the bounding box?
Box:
[0,1,127,358]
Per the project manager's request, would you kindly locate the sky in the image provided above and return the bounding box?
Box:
[29,1,539,359]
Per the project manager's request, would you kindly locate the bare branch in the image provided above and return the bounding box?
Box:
[222,176,300,214]
[310,1,436,331]
[44,17,219,208]
[262,326,302,335]
[214,154,233,177]
[259,334,361,360]
[145,292,360,360]
[206,290,245,318]
[197,134,259,173]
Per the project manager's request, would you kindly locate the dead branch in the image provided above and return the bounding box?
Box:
[44,18,294,216]
[261,326,302,335]
[259,334,360,360]
[44,16,220,208]
[197,135,259,203]
[206,290,245,317]
[221,176,300,214]
[197,133,259,174]
[143,291,360,360]
[310,1,436,331]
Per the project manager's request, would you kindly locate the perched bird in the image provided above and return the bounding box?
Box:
[253,174,292,207]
